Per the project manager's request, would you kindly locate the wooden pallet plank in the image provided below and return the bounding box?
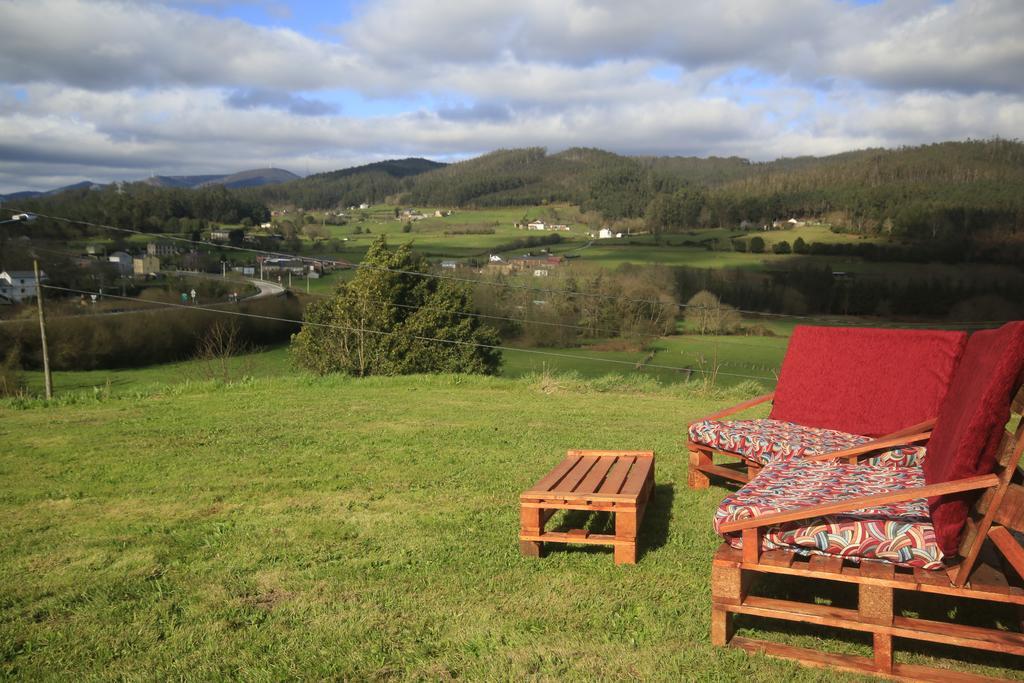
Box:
[549,456,598,494]
[731,596,1024,655]
[859,560,896,580]
[574,456,617,497]
[597,456,635,496]
[807,554,844,575]
[914,567,953,588]
[994,483,1024,530]
[519,531,630,546]
[619,457,653,498]
[759,550,796,568]
[989,525,1024,582]
[524,455,581,494]
[730,636,1005,683]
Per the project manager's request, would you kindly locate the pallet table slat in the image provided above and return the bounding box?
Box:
[620,457,654,497]
[597,457,635,496]
[525,455,581,494]
[575,456,617,496]
[549,456,599,494]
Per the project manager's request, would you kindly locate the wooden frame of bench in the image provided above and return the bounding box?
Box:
[519,450,654,565]
[710,383,1024,681]
[687,390,937,489]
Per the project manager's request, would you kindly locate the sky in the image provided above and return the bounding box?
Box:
[0,0,1023,193]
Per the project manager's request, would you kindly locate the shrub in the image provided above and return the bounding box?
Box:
[683,290,741,335]
[290,237,501,377]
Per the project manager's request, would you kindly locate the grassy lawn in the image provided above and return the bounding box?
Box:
[21,346,294,397]
[3,373,1021,680]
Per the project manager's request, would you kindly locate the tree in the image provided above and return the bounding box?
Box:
[228,228,245,246]
[684,290,741,335]
[772,240,791,254]
[291,237,502,376]
[749,236,765,253]
[793,236,808,254]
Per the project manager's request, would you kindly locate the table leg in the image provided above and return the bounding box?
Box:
[520,505,543,558]
[614,507,638,565]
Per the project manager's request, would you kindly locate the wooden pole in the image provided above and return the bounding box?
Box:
[33,259,52,400]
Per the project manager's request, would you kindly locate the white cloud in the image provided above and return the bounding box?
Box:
[0,0,1023,192]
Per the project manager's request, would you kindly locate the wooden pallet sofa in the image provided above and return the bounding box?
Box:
[688,325,967,489]
[710,321,1024,680]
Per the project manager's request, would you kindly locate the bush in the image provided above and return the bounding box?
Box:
[290,237,501,377]
[683,290,741,335]
[749,236,765,253]
[772,240,791,254]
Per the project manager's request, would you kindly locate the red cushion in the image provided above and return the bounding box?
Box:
[770,326,966,437]
[924,321,1024,555]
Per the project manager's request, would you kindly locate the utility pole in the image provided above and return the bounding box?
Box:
[222,261,226,278]
[288,271,292,289]
[306,272,310,293]
[33,259,52,400]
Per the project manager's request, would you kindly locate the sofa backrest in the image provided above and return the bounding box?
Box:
[769,325,967,437]
[923,321,1024,556]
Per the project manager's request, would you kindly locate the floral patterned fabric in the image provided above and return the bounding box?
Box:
[688,418,926,468]
[714,458,944,569]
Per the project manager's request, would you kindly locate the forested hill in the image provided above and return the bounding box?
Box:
[251,158,445,208]
[247,140,1022,240]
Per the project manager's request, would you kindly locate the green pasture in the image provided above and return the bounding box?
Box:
[3,373,1021,679]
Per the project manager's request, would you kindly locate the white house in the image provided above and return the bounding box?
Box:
[441,259,458,269]
[598,228,615,239]
[527,220,547,231]
[359,203,370,210]
[0,270,45,304]
[488,254,503,262]
[108,251,133,275]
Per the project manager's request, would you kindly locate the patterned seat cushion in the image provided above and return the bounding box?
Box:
[714,458,943,569]
[688,418,926,468]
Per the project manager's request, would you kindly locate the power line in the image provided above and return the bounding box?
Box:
[37,284,777,382]
[20,241,790,351]
[7,207,1007,329]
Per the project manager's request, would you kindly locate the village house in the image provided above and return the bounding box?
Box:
[527,220,547,231]
[147,240,177,257]
[209,229,232,241]
[440,259,458,270]
[133,254,161,277]
[261,257,306,275]
[488,254,565,275]
[598,227,616,239]
[0,269,46,304]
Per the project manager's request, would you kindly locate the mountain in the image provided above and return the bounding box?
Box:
[2,168,300,201]
[143,174,225,189]
[197,168,300,189]
[252,158,446,208]
[0,181,104,203]
[145,168,300,190]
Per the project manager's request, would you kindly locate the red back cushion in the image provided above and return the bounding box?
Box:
[770,326,967,437]
[924,321,1024,555]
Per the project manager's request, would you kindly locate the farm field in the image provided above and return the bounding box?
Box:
[3,373,1021,679]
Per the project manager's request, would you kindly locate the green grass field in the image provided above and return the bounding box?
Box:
[3,372,1022,680]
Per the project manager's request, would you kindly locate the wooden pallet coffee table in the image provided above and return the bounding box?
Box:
[519,450,655,565]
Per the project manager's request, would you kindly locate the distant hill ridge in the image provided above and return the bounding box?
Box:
[2,168,300,201]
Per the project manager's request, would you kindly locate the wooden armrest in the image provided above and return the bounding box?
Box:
[802,430,932,462]
[699,392,775,421]
[718,474,1000,533]
[885,418,936,439]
